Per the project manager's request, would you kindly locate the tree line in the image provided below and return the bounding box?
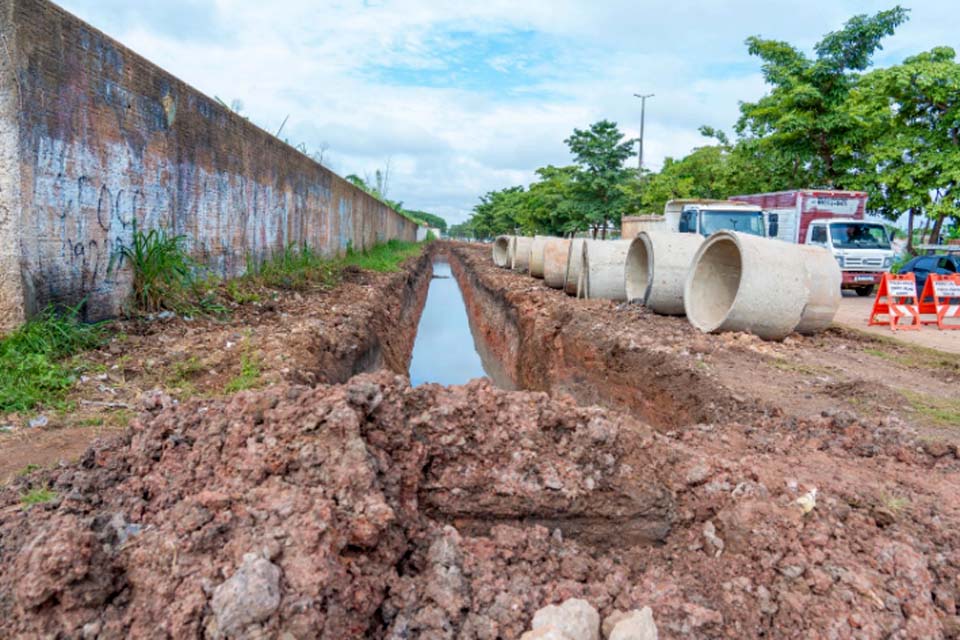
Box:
[450,6,960,252]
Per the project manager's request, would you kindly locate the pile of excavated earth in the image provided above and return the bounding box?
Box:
[2,242,960,639]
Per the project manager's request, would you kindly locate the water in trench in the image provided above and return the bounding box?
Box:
[409,259,513,388]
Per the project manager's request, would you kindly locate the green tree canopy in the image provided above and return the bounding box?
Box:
[735,7,909,187]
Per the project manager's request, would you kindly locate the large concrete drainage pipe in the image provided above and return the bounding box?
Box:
[795,244,842,334]
[564,238,587,296]
[543,238,572,289]
[684,231,807,340]
[528,235,549,278]
[624,231,703,314]
[511,236,533,272]
[493,235,513,268]
[581,239,632,301]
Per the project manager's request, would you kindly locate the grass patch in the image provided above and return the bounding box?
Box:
[248,245,341,292]
[118,227,227,317]
[860,338,960,373]
[0,305,104,413]
[902,390,960,428]
[224,279,261,304]
[170,356,205,384]
[224,352,262,393]
[17,464,41,477]
[20,487,56,506]
[770,357,833,377]
[342,239,423,273]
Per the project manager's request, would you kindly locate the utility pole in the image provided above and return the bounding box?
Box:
[633,93,654,174]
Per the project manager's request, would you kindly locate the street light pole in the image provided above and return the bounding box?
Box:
[633,93,654,173]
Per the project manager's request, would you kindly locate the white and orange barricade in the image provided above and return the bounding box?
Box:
[868,273,921,331]
[918,273,960,330]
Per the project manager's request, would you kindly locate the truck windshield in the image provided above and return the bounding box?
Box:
[829,223,890,249]
[700,210,765,236]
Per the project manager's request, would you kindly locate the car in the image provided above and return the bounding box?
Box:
[897,254,960,296]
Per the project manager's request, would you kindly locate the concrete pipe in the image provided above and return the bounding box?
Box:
[511,236,533,272]
[528,235,550,278]
[580,239,632,301]
[543,238,572,289]
[563,238,587,296]
[795,244,842,334]
[492,235,513,268]
[684,231,807,340]
[624,231,704,314]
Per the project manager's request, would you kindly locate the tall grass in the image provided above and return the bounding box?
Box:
[120,228,225,316]
[248,244,341,291]
[0,305,103,413]
[342,239,423,272]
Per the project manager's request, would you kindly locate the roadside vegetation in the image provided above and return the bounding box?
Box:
[118,226,226,317]
[449,6,959,251]
[0,305,103,413]
[0,232,427,420]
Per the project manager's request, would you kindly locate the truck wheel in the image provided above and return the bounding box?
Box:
[855,285,875,297]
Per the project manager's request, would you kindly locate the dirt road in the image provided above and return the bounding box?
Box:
[834,292,960,355]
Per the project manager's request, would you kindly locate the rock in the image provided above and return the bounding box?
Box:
[210,553,282,638]
[521,624,573,640]
[609,607,657,640]
[531,598,600,640]
[602,609,629,638]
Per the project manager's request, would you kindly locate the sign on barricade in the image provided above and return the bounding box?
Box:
[868,273,921,331]
[918,274,960,330]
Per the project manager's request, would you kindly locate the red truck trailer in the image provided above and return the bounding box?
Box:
[730,190,895,295]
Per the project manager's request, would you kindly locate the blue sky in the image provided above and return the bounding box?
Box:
[58,0,959,224]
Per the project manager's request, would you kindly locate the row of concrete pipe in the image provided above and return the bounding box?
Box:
[491,232,841,340]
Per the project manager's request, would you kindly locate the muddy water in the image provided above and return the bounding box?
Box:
[409,259,513,388]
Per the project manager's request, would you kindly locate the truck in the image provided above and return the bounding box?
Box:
[663,199,767,237]
[729,190,894,296]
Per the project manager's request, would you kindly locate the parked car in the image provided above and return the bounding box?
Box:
[898,254,960,296]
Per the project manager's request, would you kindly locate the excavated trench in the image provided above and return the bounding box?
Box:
[440,243,747,430]
[4,241,960,638]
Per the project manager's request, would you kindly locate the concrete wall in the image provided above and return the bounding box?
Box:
[0,0,418,330]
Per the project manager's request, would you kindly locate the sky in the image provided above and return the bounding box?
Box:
[58,0,959,225]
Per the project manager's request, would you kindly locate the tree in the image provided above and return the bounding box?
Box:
[564,120,637,238]
[405,210,448,232]
[848,46,960,251]
[736,7,909,188]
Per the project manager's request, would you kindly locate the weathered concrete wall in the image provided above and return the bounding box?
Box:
[0,0,417,330]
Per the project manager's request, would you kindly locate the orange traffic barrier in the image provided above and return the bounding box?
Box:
[868,273,921,331]
[918,273,960,330]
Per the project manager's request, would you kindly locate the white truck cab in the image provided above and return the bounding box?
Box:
[805,218,894,295]
[664,200,766,237]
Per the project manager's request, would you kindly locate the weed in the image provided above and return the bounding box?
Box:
[902,390,960,428]
[770,357,833,377]
[20,487,56,506]
[118,227,228,317]
[225,353,262,393]
[170,356,205,384]
[883,494,910,513]
[342,239,422,273]
[119,227,195,313]
[0,305,104,413]
[17,464,40,477]
[860,339,960,373]
[250,244,340,291]
[77,417,104,427]
[225,279,261,304]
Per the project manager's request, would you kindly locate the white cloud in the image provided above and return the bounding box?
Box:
[57,0,960,224]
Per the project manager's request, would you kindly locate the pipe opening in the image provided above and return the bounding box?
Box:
[492,236,511,268]
[687,236,742,331]
[624,237,652,302]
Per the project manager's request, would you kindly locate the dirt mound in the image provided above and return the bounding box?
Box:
[0,374,676,638]
[2,373,958,638]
